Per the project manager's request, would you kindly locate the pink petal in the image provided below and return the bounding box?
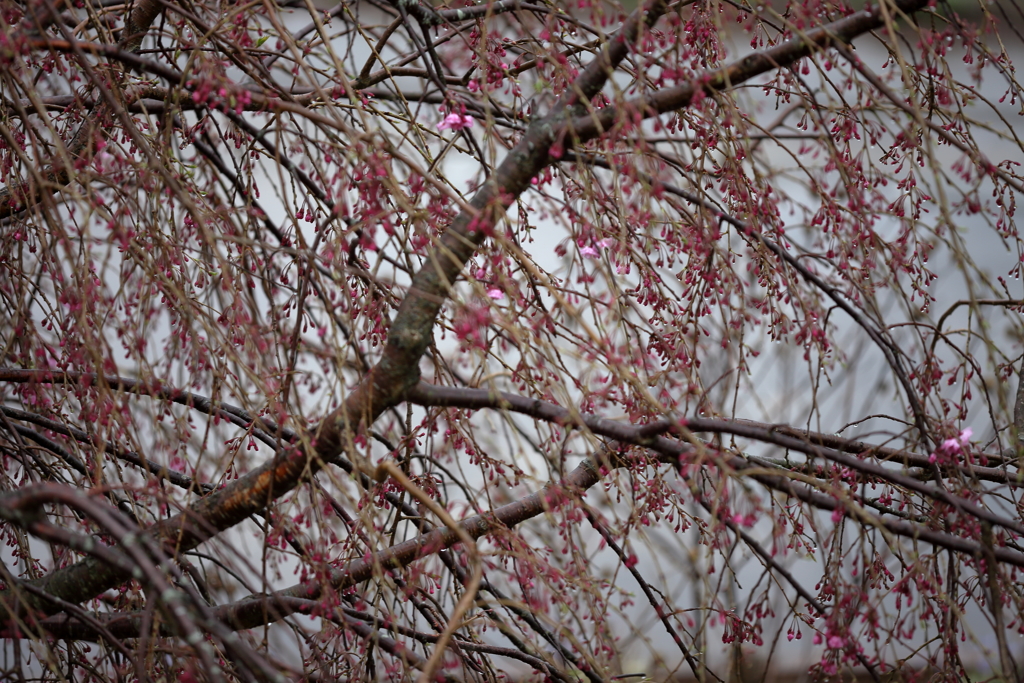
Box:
[438,113,475,131]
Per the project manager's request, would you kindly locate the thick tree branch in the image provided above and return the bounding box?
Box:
[17,454,620,639]
[404,383,1024,566]
[567,0,934,142]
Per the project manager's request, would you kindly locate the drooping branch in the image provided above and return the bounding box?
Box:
[0,0,172,217]
[567,0,934,142]
[560,148,935,454]
[0,369,296,444]
[833,42,1024,197]
[21,453,622,639]
[557,3,944,449]
[580,506,706,680]
[403,383,1024,565]
[0,484,282,683]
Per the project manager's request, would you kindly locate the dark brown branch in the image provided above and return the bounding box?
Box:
[581,507,708,681]
[0,369,295,442]
[682,416,1024,538]
[567,0,933,142]
[13,455,616,640]
[0,414,89,477]
[0,405,208,492]
[403,383,1024,567]
[211,455,611,632]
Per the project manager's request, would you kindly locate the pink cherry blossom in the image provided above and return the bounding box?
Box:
[581,239,614,259]
[439,113,475,131]
[932,427,973,463]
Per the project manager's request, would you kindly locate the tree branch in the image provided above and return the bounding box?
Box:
[403,382,1024,566]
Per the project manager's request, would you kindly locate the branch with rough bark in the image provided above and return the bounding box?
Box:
[0,0,966,673]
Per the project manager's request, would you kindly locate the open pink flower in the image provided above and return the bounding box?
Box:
[942,427,972,452]
[580,238,615,259]
[439,113,475,131]
[930,428,973,463]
